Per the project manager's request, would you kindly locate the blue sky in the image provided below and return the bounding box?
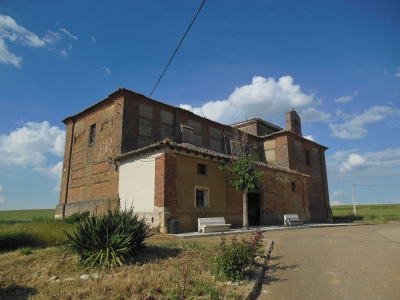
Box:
[0,0,399,210]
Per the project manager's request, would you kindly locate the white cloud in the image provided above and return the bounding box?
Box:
[395,67,400,78]
[333,190,348,197]
[60,28,78,40]
[328,148,400,178]
[0,121,65,168]
[91,36,96,43]
[329,106,399,139]
[0,185,4,204]
[103,67,111,74]
[300,107,331,122]
[43,30,62,45]
[339,154,371,172]
[33,161,63,191]
[0,38,20,67]
[334,91,358,103]
[0,14,61,67]
[61,50,67,57]
[33,161,63,179]
[180,76,322,124]
[304,135,314,141]
[0,121,65,192]
[330,200,344,206]
[180,104,206,118]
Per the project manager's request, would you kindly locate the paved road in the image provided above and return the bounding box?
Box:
[257,222,400,300]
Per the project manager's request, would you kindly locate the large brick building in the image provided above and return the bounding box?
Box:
[56,87,332,232]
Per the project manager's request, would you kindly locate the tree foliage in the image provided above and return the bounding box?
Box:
[220,153,263,194]
[220,125,263,229]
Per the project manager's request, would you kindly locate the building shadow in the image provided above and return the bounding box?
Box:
[136,245,182,264]
[333,215,364,223]
[0,285,37,300]
[262,255,299,285]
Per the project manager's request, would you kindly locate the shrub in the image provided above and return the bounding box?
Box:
[63,208,152,268]
[63,211,90,224]
[213,230,263,282]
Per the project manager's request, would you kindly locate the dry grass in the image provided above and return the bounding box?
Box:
[0,233,253,300]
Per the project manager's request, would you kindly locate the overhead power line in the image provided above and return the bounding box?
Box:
[351,184,400,187]
[149,0,206,98]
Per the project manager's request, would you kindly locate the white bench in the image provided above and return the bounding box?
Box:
[198,217,231,233]
[284,214,304,226]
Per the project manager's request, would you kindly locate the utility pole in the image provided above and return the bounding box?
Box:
[351,184,357,216]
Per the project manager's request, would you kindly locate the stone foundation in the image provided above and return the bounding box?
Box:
[55,197,119,218]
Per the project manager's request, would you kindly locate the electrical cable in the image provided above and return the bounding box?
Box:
[149,0,206,98]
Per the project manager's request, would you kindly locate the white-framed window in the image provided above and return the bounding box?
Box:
[195,186,209,208]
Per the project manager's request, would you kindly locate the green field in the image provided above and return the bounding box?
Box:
[331,204,400,223]
[0,209,55,221]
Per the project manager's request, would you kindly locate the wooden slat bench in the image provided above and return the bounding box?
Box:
[284,214,305,226]
[198,217,231,233]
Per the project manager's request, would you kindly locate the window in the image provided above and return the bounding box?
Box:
[305,150,311,166]
[195,186,209,207]
[197,164,206,175]
[89,124,96,144]
[196,190,204,207]
[291,182,296,192]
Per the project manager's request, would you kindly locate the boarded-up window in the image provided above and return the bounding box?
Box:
[181,125,194,143]
[139,119,151,137]
[161,110,173,125]
[100,121,111,138]
[139,104,153,119]
[161,124,172,139]
[74,132,85,148]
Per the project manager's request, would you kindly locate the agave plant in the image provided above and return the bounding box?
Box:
[63,208,152,268]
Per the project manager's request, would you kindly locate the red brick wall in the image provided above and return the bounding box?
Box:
[275,135,289,167]
[58,94,124,217]
[285,133,331,222]
[154,153,177,210]
[154,154,166,208]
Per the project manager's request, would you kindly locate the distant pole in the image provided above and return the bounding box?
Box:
[351,184,357,216]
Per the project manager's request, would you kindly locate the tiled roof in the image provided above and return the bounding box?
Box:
[261,130,328,149]
[231,117,283,131]
[62,87,222,126]
[117,139,309,177]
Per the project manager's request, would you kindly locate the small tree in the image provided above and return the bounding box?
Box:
[220,126,263,230]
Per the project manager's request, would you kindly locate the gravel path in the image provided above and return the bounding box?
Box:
[256,222,400,300]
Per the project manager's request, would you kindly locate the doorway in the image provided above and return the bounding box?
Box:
[248,193,260,226]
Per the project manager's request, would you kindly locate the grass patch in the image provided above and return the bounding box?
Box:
[0,209,55,221]
[0,232,246,299]
[332,204,400,224]
[19,247,33,255]
[0,221,76,251]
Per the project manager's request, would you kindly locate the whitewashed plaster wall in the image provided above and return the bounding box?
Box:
[119,149,165,212]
